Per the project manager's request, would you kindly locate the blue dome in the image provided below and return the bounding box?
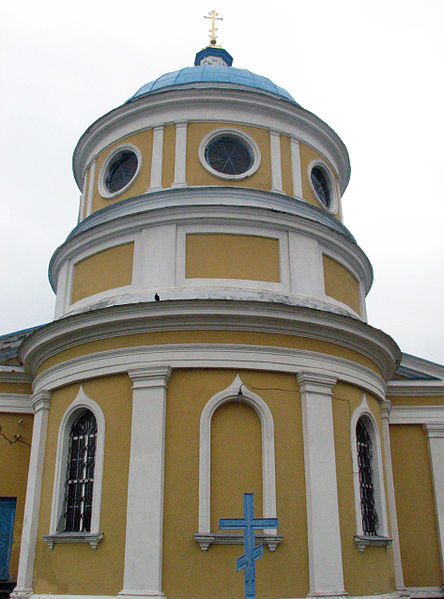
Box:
[127,65,298,105]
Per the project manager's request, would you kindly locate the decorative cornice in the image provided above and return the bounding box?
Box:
[389,405,444,425]
[387,381,444,396]
[0,365,32,384]
[43,531,103,550]
[30,343,387,401]
[72,87,350,194]
[31,390,51,412]
[354,535,392,552]
[297,372,337,394]
[20,301,400,381]
[0,393,33,413]
[424,422,444,438]
[128,366,172,389]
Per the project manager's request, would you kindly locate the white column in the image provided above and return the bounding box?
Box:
[85,160,96,217]
[425,422,444,585]
[269,130,283,194]
[290,137,303,198]
[172,122,187,188]
[147,126,164,193]
[381,401,408,594]
[119,366,171,599]
[11,391,51,599]
[297,373,347,599]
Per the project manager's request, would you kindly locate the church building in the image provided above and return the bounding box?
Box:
[1,21,443,599]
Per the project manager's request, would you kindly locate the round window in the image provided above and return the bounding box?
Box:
[205,136,253,176]
[310,165,332,209]
[105,150,139,194]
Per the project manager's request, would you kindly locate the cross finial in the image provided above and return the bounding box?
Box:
[204,10,223,46]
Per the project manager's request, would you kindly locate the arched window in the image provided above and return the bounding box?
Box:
[63,410,97,532]
[356,418,378,535]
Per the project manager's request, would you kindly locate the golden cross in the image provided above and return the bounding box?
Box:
[204,10,223,46]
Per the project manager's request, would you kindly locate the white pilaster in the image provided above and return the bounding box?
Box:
[119,366,171,599]
[297,372,347,599]
[290,137,303,198]
[85,160,96,217]
[288,233,323,298]
[269,130,283,194]
[381,401,408,594]
[11,391,51,599]
[172,122,187,188]
[425,422,444,585]
[148,126,164,192]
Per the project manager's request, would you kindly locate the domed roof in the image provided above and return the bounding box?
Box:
[127,65,299,105]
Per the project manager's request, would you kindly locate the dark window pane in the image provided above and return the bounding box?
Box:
[356,419,378,535]
[205,136,252,175]
[106,151,138,193]
[311,166,331,208]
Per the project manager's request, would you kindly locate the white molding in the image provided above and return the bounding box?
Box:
[197,127,261,180]
[30,343,387,402]
[354,535,392,552]
[43,531,103,550]
[0,365,32,384]
[297,372,346,597]
[98,144,142,200]
[197,375,277,539]
[387,382,444,396]
[0,393,33,413]
[48,386,105,539]
[12,391,50,599]
[270,130,283,193]
[350,395,389,538]
[308,159,339,214]
[389,405,444,424]
[148,125,164,192]
[407,587,444,598]
[72,87,350,196]
[381,401,407,592]
[172,122,187,188]
[425,422,444,583]
[120,367,171,598]
[290,136,303,198]
[85,160,96,218]
[27,594,405,599]
[21,301,399,382]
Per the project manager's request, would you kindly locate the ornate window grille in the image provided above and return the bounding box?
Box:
[356,418,378,535]
[63,410,97,532]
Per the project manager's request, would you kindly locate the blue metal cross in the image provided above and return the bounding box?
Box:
[219,493,279,599]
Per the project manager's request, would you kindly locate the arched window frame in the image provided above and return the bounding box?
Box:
[44,386,105,549]
[350,395,391,551]
[195,375,282,551]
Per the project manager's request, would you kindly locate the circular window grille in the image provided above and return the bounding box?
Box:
[310,166,332,209]
[105,150,139,194]
[205,136,253,176]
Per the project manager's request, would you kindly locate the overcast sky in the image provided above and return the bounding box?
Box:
[1,0,443,364]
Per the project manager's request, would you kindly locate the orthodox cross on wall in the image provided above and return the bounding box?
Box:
[219,493,279,599]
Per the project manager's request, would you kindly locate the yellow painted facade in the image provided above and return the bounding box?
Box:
[323,254,361,315]
[300,143,339,216]
[186,122,272,189]
[390,424,442,587]
[0,382,32,394]
[90,129,153,213]
[163,368,309,599]
[33,375,132,595]
[35,329,382,377]
[332,384,395,596]
[71,242,134,304]
[0,412,33,582]
[185,233,280,282]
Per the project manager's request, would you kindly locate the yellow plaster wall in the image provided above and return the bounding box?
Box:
[0,412,33,581]
[185,234,280,282]
[33,375,132,595]
[0,382,32,394]
[162,368,309,599]
[36,330,382,377]
[323,254,361,315]
[388,395,444,406]
[91,129,153,213]
[186,122,272,189]
[300,143,340,218]
[280,134,293,197]
[71,242,134,304]
[390,424,442,586]
[162,124,176,189]
[332,383,396,595]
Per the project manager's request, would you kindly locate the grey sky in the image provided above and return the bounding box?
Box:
[1,0,443,363]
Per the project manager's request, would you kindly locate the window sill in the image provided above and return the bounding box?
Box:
[194,531,283,552]
[354,535,392,552]
[43,532,103,550]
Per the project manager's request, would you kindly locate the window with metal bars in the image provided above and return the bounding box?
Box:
[63,410,97,533]
[356,418,378,535]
